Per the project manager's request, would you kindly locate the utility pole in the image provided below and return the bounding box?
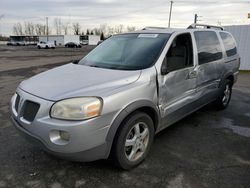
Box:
[0,14,4,36]
[194,14,198,24]
[46,17,48,42]
[168,1,173,28]
[194,13,202,24]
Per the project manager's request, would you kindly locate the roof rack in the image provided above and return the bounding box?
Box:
[142,26,168,30]
[187,23,224,30]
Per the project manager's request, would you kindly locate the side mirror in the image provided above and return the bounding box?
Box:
[72,60,79,64]
[161,57,168,75]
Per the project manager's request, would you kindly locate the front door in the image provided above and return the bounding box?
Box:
[157,33,197,129]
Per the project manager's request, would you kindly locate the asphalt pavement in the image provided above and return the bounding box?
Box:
[0,46,249,188]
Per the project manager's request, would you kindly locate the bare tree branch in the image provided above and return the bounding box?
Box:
[13,23,23,35]
[54,18,62,35]
[62,22,69,35]
[35,24,46,35]
[24,22,35,35]
[127,26,136,32]
[72,23,81,35]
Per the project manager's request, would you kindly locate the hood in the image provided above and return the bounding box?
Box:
[19,63,141,101]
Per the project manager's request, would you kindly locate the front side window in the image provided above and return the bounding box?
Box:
[194,31,222,64]
[78,33,170,70]
[220,32,237,57]
[165,33,193,72]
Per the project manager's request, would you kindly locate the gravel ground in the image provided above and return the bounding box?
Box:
[0,45,249,188]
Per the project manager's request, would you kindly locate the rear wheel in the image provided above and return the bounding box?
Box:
[111,112,154,170]
[215,79,232,110]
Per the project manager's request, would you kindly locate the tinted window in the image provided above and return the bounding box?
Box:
[79,33,170,70]
[220,32,237,57]
[194,31,222,64]
[166,33,193,72]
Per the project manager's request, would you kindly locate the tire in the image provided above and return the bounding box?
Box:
[215,79,232,110]
[111,111,154,170]
[37,46,41,49]
[45,45,48,49]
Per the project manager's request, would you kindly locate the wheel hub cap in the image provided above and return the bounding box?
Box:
[222,84,231,105]
[124,122,149,162]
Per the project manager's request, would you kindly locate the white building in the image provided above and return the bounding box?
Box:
[88,35,100,45]
[224,25,250,70]
[39,35,80,46]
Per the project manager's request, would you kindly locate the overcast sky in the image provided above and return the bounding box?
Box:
[0,0,250,36]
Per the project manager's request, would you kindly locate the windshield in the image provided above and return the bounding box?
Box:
[78,33,170,70]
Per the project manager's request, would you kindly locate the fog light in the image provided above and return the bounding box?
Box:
[49,130,70,145]
[59,130,70,141]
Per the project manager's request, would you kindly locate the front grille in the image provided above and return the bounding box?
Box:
[15,94,20,112]
[23,101,40,122]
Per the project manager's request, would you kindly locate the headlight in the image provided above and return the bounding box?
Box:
[50,97,102,120]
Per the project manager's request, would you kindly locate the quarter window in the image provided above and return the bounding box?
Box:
[220,32,237,57]
[194,31,222,64]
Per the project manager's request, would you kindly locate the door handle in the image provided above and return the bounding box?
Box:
[187,70,197,79]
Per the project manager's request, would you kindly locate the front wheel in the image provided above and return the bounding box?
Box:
[215,79,232,110]
[111,112,154,170]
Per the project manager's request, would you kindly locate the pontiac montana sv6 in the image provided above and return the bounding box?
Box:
[10,24,240,169]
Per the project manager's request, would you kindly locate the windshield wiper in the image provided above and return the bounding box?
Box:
[88,65,102,68]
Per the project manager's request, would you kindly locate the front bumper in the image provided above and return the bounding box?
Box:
[10,88,115,162]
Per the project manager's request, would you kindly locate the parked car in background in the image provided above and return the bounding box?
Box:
[81,40,88,45]
[37,41,55,49]
[65,42,82,48]
[7,41,27,46]
[7,41,17,46]
[10,24,240,170]
[16,41,27,46]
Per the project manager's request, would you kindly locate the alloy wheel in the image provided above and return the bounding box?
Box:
[124,122,149,162]
[222,84,231,106]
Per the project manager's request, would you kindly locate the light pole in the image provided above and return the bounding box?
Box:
[46,17,48,42]
[168,1,173,28]
[0,14,4,36]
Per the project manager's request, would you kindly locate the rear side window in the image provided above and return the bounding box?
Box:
[194,31,222,64]
[219,32,237,57]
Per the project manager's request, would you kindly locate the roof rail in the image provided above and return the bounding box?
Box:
[187,23,224,30]
[142,26,168,30]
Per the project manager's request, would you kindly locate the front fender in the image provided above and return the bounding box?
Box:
[104,100,160,158]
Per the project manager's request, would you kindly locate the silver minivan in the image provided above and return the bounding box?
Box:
[10,24,240,169]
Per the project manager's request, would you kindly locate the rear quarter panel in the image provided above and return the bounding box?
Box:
[216,31,240,84]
